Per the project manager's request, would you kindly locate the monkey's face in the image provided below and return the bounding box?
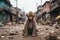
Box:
[26,14,33,20]
[26,12,34,20]
[29,17,33,20]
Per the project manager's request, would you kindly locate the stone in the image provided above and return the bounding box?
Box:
[9,36,14,39]
[9,32,17,36]
[0,36,5,38]
[57,36,60,40]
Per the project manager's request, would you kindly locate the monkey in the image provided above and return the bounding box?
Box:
[22,11,38,36]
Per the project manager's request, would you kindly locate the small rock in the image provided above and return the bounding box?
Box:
[53,22,57,27]
[46,28,49,30]
[57,36,60,40]
[1,36,4,38]
[55,27,59,29]
[16,31,19,33]
[9,32,17,36]
[9,36,14,39]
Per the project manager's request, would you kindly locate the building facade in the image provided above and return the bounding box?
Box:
[11,7,26,24]
[42,1,50,21]
[35,5,43,23]
[50,0,60,23]
[36,0,60,25]
[36,1,51,24]
[18,10,26,24]
[11,7,19,24]
[0,0,12,24]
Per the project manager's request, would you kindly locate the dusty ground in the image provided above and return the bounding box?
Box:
[0,24,60,40]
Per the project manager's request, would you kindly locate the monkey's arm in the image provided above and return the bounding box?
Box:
[23,18,28,35]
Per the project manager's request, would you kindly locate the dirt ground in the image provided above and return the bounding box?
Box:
[0,24,60,40]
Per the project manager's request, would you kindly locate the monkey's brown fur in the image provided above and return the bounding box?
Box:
[23,11,37,36]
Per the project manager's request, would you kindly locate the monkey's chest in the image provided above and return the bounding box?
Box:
[27,22,34,35]
[28,22,34,28]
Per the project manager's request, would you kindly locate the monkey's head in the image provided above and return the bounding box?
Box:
[26,11,35,20]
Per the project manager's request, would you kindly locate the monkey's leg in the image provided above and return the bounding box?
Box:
[23,21,28,36]
[32,19,37,36]
[32,25,36,36]
[24,26,28,36]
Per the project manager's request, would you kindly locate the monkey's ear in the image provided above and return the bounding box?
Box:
[26,14,29,17]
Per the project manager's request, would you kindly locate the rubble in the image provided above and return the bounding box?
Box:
[45,32,58,40]
[9,31,18,36]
